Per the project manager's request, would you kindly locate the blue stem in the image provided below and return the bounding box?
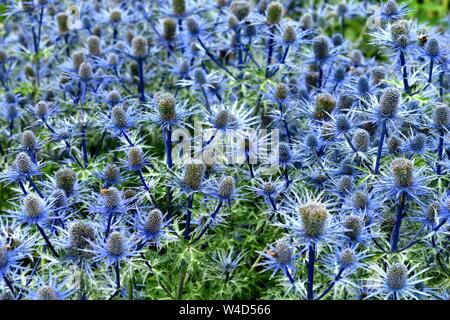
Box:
[307,244,315,300]
[137,58,145,102]
[27,176,44,198]
[374,120,387,174]
[193,201,223,243]
[399,50,410,94]
[390,192,406,252]
[428,58,434,83]
[436,129,444,175]
[284,268,295,284]
[197,37,236,80]
[36,224,59,257]
[265,26,275,78]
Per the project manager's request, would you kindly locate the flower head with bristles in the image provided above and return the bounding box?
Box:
[134,208,174,247]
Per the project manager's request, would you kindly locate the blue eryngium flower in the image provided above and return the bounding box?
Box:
[380,0,409,23]
[27,275,76,300]
[375,157,429,202]
[259,241,296,283]
[367,261,430,300]
[92,230,138,265]
[135,208,174,247]
[0,224,32,278]
[212,248,245,280]
[1,152,42,185]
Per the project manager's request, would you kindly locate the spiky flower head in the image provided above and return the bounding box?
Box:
[101,164,121,186]
[56,13,70,35]
[50,189,67,211]
[110,9,122,23]
[23,194,45,221]
[299,201,329,239]
[21,130,39,151]
[379,88,400,118]
[185,17,200,36]
[273,242,292,265]
[163,18,177,41]
[78,62,93,81]
[218,176,235,201]
[182,163,205,191]
[274,83,289,101]
[300,13,313,30]
[314,93,335,120]
[111,106,128,130]
[391,158,414,188]
[337,176,353,194]
[230,1,251,21]
[35,100,49,119]
[172,0,186,16]
[335,114,351,133]
[132,36,148,58]
[156,92,177,122]
[334,67,346,82]
[386,263,408,291]
[266,2,283,25]
[144,209,163,235]
[332,33,344,46]
[390,19,410,48]
[127,146,145,171]
[107,90,121,106]
[433,104,450,128]
[344,215,364,241]
[312,36,330,62]
[87,35,101,56]
[14,152,34,175]
[71,51,85,70]
[55,168,77,196]
[106,232,125,257]
[388,136,402,154]
[282,24,296,45]
[425,38,440,58]
[352,129,370,152]
[370,66,386,85]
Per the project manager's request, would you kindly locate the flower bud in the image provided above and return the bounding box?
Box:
[132,36,148,58]
[78,62,93,81]
[218,176,235,200]
[55,168,77,196]
[145,209,163,234]
[107,232,125,257]
[172,0,186,16]
[182,163,205,190]
[230,1,251,21]
[266,2,283,25]
[391,158,414,188]
[23,194,44,219]
[56,13,70,35]
[14,152,33,175]
[379,88,400,118]
[314,93,336,120]
[127,146,145,169]
[312,36,329,62]
[352,129,370,152]
[163,18,177,41]
[299,202,329,238]
[87,35,102,56]
[386,263,408,290]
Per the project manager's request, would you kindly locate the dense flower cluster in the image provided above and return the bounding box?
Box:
[0,0,449,300]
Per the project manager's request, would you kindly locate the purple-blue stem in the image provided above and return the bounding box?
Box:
[137,170,157,207]
[428,58,434,83]
[192,200,223,244]
[399,224,426,252]
[399,50,410,94]
[163,126,173,217]
[2,275,15,296]
[137,58,145,102]
[390,192,406,252]
[197,37,237,80]
[105,211,114,240]
[36,224,59,257]
[184,193,194,240]
[27,176,44,198]
[374,120,387,174]
[436,129,444,175]
[114,261,121,289]
[316,267,344,300]
[306,244,315,300]
[284,268,295,284]
[265,26,275,78]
